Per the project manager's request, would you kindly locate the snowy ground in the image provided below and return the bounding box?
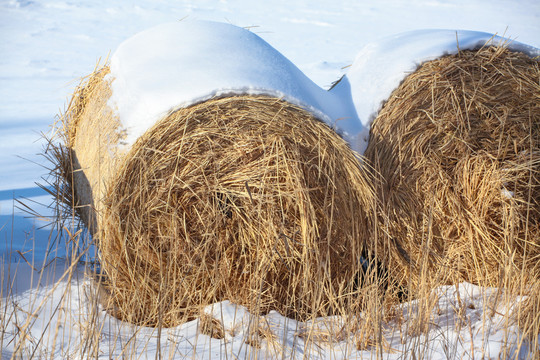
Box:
[2,261,533,359]
[1,0,539,359]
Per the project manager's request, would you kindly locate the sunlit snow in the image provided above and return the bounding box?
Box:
[1,0,539,358]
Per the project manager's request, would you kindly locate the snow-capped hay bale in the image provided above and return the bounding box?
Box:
[365,46,540,288]
[58,65,372,327]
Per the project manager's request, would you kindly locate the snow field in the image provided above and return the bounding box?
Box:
[2,1,540,359]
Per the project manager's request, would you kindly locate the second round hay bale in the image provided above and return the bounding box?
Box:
[364,45,540,288]
[59,65,373,327]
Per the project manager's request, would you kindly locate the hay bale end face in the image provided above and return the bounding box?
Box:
[58,66,373,326]
[365,46,540,288]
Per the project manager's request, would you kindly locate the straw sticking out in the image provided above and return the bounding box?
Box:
[365,46,540,289]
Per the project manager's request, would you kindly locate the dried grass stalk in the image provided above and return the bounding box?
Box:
[198,314,225,339]
[55,66,373,327]
[365,46,540,289]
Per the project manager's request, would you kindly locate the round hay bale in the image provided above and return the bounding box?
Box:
[365,46,540,288]
[58,65,373,327]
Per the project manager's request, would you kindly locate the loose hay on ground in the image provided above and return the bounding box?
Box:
[365,46,540,289]
[53,66,374,327]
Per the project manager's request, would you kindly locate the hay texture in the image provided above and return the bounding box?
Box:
[57,65,372,327]
[57,66,123,233]
[365,46,540,288]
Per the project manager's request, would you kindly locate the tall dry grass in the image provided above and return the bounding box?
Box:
[2,175,539,358]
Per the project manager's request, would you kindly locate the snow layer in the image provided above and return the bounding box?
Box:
[109,20,364,150]
[345,29,540,142]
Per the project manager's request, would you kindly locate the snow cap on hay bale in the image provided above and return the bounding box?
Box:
[57,21,372,326]
[362,35,540,288]
[343,29,540,154]
[109,21,365,151]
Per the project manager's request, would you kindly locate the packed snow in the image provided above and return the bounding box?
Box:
[2,0,540,359]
